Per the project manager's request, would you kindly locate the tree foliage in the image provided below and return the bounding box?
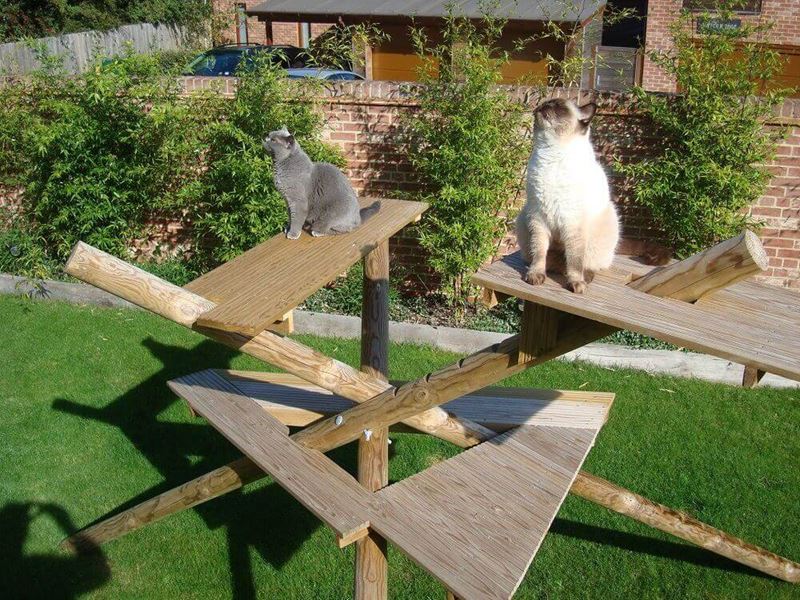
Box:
[617,5,791,256]
[0,49,339,277]
[0,0,211,43]
[403,11,529,301]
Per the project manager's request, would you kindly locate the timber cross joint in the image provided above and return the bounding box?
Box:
[58,217,800,598]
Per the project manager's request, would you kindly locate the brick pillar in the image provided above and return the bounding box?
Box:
[641,0,681,92]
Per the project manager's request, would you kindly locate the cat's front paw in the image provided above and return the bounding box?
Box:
[310,230,325,237]
[525,270,546,286]
[569,280,587,294]
[286,230,301,240]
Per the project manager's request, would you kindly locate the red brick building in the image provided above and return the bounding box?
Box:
[641,0,800,93]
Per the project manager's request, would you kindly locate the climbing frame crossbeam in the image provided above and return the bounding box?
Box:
[190,199,427,336]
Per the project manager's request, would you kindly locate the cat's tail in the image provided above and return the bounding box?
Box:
[359,200,381,223]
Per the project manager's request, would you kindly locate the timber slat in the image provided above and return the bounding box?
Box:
[168,370,372,543]
[191,199,427,336]
[372,425,600,600]
[472,252,800,382]
[217,369,614,431]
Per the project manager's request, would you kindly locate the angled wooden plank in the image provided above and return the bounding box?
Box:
[472,252,800,381]
[168,370,371,544]
[193,199,427,336]
[371,425,600,600]
[220,370,614,430]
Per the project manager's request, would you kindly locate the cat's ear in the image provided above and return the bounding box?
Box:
[285,134,295,147]
[577,102,597,126]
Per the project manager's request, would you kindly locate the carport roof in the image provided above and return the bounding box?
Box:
[246,0,606,23]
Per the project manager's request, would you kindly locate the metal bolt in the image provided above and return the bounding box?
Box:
[363,429,373,441]
[334,415,343,426]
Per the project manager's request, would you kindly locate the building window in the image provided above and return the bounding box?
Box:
[236,3,248,45]
[683,0,761,14]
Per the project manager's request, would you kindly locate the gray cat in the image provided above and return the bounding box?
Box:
[263,127,380,239]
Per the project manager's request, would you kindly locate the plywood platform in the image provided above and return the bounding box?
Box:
[373,424,599,599]
[473,252,800,382]
[169,369,608,598]
[188,199,427,336]
[168,370,372,544]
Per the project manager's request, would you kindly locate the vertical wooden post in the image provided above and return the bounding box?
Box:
[742,365,766,388]
[355,240,389,600]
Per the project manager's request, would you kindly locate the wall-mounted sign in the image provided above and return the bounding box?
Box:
[697,18,742,34]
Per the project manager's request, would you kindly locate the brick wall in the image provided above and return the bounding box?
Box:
[642,0,800,92]
[178,77,799,290]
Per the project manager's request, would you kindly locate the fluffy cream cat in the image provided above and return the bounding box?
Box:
[516,98,619,293]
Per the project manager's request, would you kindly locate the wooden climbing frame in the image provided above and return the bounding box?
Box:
[59,200,799,598]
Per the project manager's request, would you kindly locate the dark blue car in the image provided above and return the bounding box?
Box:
[183,44,308,77]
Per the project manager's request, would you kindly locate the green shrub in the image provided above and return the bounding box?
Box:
[403,12,529,302]
[617,6,791,257]
[16,51,198,261]
[0,50,342,278]
[178,54,343,269]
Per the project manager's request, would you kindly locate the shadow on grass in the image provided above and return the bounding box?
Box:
[550,518,768,579]
[0,501,111,598]
[52,337,359,599]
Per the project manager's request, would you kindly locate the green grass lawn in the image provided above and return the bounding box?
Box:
[1,295,798,599]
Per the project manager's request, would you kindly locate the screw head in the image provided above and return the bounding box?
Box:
[334,415,344,426]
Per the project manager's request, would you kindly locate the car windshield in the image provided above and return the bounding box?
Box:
[185,51,244,76]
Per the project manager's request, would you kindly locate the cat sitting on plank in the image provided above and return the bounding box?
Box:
[516,98,619,294]
[263,127,380,239]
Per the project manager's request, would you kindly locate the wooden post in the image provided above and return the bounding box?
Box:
[742,365,766,388]
[355,241,389,600]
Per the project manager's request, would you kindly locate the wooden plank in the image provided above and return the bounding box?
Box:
[356,240,389,600]
[221,370,614,431]
[193,199,427,336]
[167,370,372,544]
[518,301,559,363]
[472,252,800,381]
[371,425,600,600]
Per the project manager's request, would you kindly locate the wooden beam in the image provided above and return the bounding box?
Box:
[629,230,767,302]
[60,457,262,552]
[571,472,800,583]
[355,241,389,600]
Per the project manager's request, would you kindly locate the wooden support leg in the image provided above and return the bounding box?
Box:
[742,365,766,388]
[571,472,799,583]
[355,241,389,600]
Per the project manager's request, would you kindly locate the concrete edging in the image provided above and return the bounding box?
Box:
[3,273,796,388]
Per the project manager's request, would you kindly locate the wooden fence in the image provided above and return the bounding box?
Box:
[0,23,193,75]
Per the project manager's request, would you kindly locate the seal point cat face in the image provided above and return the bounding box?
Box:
[263,127,295,160]
[533,99,597,141]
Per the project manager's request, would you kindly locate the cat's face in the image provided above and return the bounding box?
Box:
[263,127,296,161]
[533,99,597,142]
